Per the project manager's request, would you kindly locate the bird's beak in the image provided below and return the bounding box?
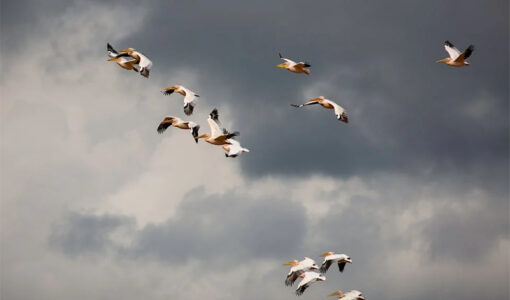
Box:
[436,58,447,64]
[277,63,286,68]
[283,260,296,266]
[357,297,365,300]
[319,252,331,257]
[311,265,319,270]
[107,57,117,61]
[328,291,342,297]
[347,259,352,263]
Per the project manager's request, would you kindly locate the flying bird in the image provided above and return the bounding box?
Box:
[295,271,326,296]
[162,85,200,116]
[291,96,348,123]
[156,116,200,142]
[319,252,352,273]
[328,290,365,300]
[107,43,138,72]
[277,53,311,75]
[436,40,474,67]
[196,109,239,145]
[222,139,250,158]
[283,257,319,286]
[112,46,153,78]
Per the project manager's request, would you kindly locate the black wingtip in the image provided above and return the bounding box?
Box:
[210,108,219,121]
[445,40,454,47]
[279,52,283,58]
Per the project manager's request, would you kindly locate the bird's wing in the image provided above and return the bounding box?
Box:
[107,43,118,57]
[207,117,222,138]
[157,117,174,134]
[290,99,320,108]
[296,62,311,68]
[337,261,347,272]
[454,45,474,62]
[285,270,303,286]
[296,282,311,296]
[320,260,333,273]
[444,40,461,59]
[279,53,296,64]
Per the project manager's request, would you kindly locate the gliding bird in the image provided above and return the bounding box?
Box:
[291,96,349,123]
[277,53,311,75]
[436,40,474,67]
[283,257,319,286]
[162,85,200,115]
[295,271,326,296]
[196,109,239,145]
[156,116,200,142]
[107,43,138,72]
[328,290,365,300]
[319,251,352,274]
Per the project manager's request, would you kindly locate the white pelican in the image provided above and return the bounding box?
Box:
[222,139,250,158]
[319,252,352,273]
[328,290,365,300]
[277,53,311,75]
[295,271,326,296]
[436,40,474,67]
[162,85,200,116]
[113,46,153,78]
[107,43,138,72]
[157,116,200,142]
[291,96,348,123]
[196,109,239,145]
[283,257,319,286]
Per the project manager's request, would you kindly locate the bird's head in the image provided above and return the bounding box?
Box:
[310,264,319,270]
[341,256,352,264]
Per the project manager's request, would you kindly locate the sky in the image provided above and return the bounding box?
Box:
[0,0,508,299]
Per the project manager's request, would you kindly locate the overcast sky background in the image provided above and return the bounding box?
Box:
[1,0,508,299]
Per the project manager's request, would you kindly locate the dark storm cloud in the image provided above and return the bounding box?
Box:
[50,188,307,263]
[49,212,135,257]
[115,0,509,183]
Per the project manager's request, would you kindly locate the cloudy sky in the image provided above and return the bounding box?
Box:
[1,0,508,299]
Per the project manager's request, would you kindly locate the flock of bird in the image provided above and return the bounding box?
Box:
[106,39,474,298]
[283,252,360,297]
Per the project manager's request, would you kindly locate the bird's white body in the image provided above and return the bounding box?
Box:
[342,290,365,300]
[223,139,249,158]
